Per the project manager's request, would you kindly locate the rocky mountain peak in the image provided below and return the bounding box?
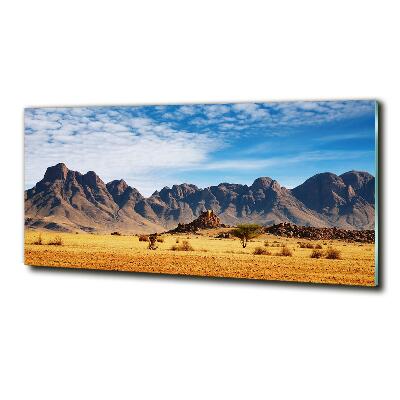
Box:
[251,176,274,190]
[340,170,374,190]
[83,170,103,188]
[107,179,129,195]
[171,183,199,196]
[43,162,69,182]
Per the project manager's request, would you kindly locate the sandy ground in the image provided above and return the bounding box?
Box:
[24,229,376,286]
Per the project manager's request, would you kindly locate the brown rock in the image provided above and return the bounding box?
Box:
[168,210,222,233]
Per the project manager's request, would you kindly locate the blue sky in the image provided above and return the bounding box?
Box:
[25,100,376,196]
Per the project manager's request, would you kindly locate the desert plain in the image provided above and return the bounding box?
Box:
[24,228,375,286]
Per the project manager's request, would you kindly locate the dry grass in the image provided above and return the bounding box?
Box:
[24,230,375,286]
[138,235,149,242]
[33,234,43,245]
[299,242,314,249]
[279,246,293,257]
[253,247,271,255]
[326,247,341,259]
[170,240,194,251]
[47,236,63,246]
[310,249,324,259]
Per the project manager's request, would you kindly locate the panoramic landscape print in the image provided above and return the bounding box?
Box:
[24,100,378,286]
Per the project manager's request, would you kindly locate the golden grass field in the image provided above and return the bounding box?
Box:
[24,229,376,286]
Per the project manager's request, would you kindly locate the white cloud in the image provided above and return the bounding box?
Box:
[182,150,373,172]
[268,100,375,126]
[203,104,230,119]
[24,101,375,195]
[178,105,197,115]
[24,107,222,196]
[314,132,370,142]
[232,103,270,120]
[159,101,374,132]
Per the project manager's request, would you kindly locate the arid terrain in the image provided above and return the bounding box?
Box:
[24,228,375,286]
[24,164,376,286]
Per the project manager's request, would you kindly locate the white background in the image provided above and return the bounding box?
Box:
[0,1,398,399]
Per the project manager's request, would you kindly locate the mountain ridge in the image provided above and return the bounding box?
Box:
[25,163,375,233]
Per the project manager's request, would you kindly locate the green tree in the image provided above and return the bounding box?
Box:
[231,224,262,248]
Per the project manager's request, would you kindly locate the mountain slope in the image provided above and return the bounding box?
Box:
[25,163,164,233]
[145,177,330,228]
[25,164,375,232]
[291,171,375,229]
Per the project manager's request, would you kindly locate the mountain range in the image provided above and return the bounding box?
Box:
[24,163,375,233]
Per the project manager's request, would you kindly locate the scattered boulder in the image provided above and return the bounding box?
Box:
[264,222,374,243]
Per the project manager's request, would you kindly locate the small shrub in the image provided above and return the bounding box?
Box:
[279,246,293,257]
[216,232,231,239]
[139,235,149,242]
[310,249,324,258]
[48,236,63,246]
[111,231,121,236]
[33,234,43,245]
[253,247,271,255]
[300,242,314,249]
[180,240,193,251]
[170,240,194,251]
[315,243,323,249]
[156,237,164,243]
[264,241,269,247]
[176,238,180,243]
[326,247,341,259]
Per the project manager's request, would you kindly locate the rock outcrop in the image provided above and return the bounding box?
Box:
[168,210,225,233]
[264,222,375,243]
